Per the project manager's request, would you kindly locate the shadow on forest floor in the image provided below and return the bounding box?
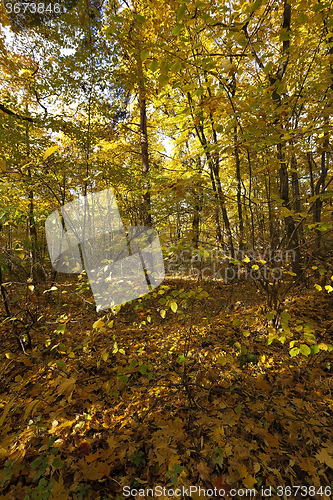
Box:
[1,278,333,499]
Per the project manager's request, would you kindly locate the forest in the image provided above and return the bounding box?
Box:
[1,0,333,498]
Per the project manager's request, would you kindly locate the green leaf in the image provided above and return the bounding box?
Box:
[177,354,186,363]
[52,457,63,468]
[140,50,149,61]
[31,457,42,471]
[173,464,184,474]
[300,344,311,357]
[56,360,66,369]
[171,475,178,487]
[279,32,290,41]
[172,24,184,36]
[312,2,325,12]
[150,60,159,72]
[57,324,66,334]
[159,74,170,86]
[111,15,123,22]
[139,363,148,374]
[134,14,146,23]
[130,359,137,369]
[289,347,300,357]
[250,0,262,12]
[170,60,182,72]
[177,4,186,22]
[264,61,273,74]
[281,311,291,322]
[297,12,308,23]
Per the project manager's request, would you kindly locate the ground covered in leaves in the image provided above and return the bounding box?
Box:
[1,278,333,499]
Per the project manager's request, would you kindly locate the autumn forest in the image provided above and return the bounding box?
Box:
[1,0,333,498]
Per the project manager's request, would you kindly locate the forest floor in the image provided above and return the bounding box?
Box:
[0,277,333,500]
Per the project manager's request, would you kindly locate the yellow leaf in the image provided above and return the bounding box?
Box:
[221,58,234,72]
[5,352,15,359]
[253,462,260,473]
[171,302,178,313]
[43,145,59,161]
[316,447,333,468]
[28,285,34,292]
[314,284,322,291]
[82,460,110,480]
[93,318,105,329]
[160,309,166,318]
[102,352,109,362]
[57,377,76,396]
[49,473,68,500]
[325,285,333,293]
[243,473,257,489]
[0,399,15,427]
[23,399,40,421]
[243,255,250,263]
[217,354,233,366]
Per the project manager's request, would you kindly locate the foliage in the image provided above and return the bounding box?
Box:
[1,0,333,497]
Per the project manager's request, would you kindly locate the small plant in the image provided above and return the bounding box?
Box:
[129,449,146,467]
[24,477,54,500]
[166,463,184,487]
[72,483,91,500]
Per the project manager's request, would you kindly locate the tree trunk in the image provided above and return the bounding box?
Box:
[234,126,244,249]
[128,0,151,226]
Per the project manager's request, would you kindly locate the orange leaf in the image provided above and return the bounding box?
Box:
[197,461,211,481]
[85,451,100,463]
[316,447,333,468]
[82,459,111,480]
[256,375,271,391]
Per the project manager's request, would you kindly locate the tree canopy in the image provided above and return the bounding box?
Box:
[1,0,333,498]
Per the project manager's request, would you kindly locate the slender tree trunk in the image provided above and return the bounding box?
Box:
[28,188,37,280]
[234,126,244,249]
[246,150,255,248]
[313,126,328,248]
[128,0,151,226]
[307,151,315,197]
[191,163,202,249]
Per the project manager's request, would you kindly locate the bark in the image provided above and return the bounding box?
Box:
[128,0,151,226]
[28,188,37,281]
[313,126,328,248]
[188,90,234,256]
[246,150,255,248]
[234,126,244,249]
